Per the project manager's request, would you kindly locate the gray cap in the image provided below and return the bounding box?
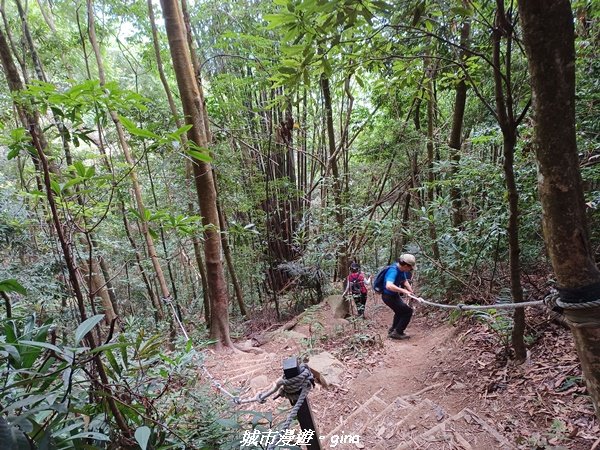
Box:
[400,254,417,269]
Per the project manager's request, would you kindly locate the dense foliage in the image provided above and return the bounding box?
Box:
[0,0,598,447]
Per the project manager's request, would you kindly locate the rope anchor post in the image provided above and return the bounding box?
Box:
[281,357,321,450]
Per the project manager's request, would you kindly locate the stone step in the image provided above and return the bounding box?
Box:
[215,356,277,376]
[361,398,441,448]
[201,355,279,397]
[394,407,517,450]
[322,388,389,445]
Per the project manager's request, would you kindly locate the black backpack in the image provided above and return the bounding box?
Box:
[373,265,392,293]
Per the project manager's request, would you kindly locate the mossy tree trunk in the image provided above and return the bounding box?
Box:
[520,0,600,418]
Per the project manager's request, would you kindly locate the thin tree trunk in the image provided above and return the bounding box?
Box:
[192,235,211,325]
[35,0,56,31]
[87,0,172,303]
[0,29,130,432]
[32,121,131,437]
[145,151,178,301]
[79,255,116,322]
[93,239,119,315]
[121,203,163,321]
[492,1,526,362]
[16,0,119,320]
[14,0,46,81]
[2,292,11,318]
[217,201,246,316]
[425,58,440,261]
[0,2,29,84]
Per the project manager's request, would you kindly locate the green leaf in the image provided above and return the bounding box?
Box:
[74,314,105,345]
[0,344,20,363]
[278,66,298,75]
[176,124,193,134]
[264,13,295,29]
[322,58,333,77]
[104,348,122,377]
[89,342,129,354]
[62,177,84,191]
[135,426,151,450]
[355,74,365,89]
[451,6,473,17]
[72,161,87,177]
[0,279,26,295]
[2,394,47,413]
[187,149,212,163]
[148,227,158,240]
[7,147,20,160]
[67,431,110,441]
[50,180,61,196]
[18,340,63,355]
[118,115,159,140]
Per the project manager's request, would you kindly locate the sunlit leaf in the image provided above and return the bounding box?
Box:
[135,426,151,450]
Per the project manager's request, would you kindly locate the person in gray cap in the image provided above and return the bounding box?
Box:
[382,254,416,340]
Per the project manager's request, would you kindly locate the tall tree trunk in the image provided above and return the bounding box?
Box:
[425,58,440,261]
[321,73,348,279]
[160,0,233,349]
[448,13,471,228]
[148,0,212,324]
[520,0,600,418]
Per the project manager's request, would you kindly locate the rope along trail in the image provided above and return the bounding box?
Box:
[407,290,600,311]
[161,286,600,446]
[162,296,315,446]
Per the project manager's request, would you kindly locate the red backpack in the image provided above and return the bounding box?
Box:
[349,273,364,295]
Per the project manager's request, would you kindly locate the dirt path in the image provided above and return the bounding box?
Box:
[205,294,598,449]
[300,296,514,449]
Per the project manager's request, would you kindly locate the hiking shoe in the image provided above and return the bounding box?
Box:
[389,331,410,340]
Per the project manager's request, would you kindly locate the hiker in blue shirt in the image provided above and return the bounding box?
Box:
[382,254,417,340]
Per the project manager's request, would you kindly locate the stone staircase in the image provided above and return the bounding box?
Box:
[203,352,280,396]
[321,390,516,449]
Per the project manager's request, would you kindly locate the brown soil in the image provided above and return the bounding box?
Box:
[207,293,599,449]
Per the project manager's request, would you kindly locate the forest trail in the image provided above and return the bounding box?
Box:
[205,295,597,449]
